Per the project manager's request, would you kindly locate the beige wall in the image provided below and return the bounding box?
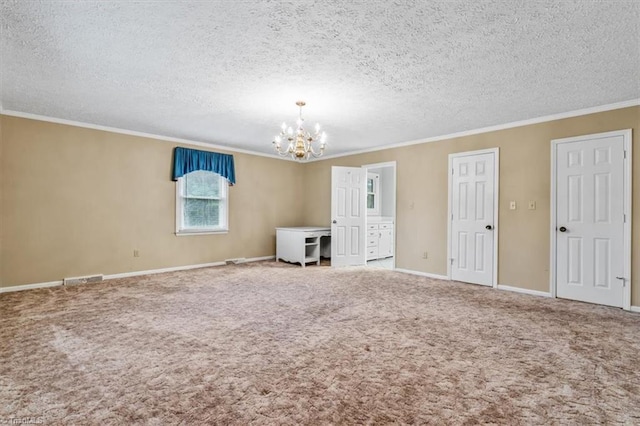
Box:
[302,106,640,305]
[2,107,639,306]
[0,116,304,287]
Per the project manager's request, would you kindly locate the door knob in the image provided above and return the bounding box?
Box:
[558,226,567,232]
[332,220,337,224]
[485,225,493,230]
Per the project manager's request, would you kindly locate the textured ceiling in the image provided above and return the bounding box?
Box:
[1,1,639,158]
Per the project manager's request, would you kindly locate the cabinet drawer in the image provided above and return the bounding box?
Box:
[367,224,379,230]
[379,223,393,230]
[367,230,378,238]
[367,237,378,247]
[366,248,378,259]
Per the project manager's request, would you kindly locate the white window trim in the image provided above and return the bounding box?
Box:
[175,172,229,236]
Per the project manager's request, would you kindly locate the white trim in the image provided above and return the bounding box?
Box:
[105,255,274,279]
[175,172,229,235]
[447,148,499,288]
[497,284,552,298]
[0,256,276,293]
[363,161,397,270]
[394,268,449,280]
[550,129,632,310]
[630,306,640,314]
[623,130,633,311]
[315,99,640,161]
[175,230,229,236]
[0,109,286,160]
[3,100,638,163]
[0,280,63,293]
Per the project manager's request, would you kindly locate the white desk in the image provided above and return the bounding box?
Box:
[276,227,331,267]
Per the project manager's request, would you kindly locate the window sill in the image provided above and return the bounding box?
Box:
[176,230,228,236]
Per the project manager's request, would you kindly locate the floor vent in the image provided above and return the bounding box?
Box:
[63,274,104,286]
[225,258,246,265]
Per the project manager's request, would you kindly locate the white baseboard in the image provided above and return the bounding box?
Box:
[105,261,226,280]
[394,268,449,280]
[0,280,63,293]
[0,256,276,294]
[497,284,552,298]
[630,306,640,313]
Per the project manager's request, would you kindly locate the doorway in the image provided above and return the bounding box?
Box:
[447,148,499,287]
[551,130,632,309]
[364,162,397,270]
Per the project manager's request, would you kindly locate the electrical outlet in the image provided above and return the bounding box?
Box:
[422,251,428,259]
[528,201,536,210]
[133,249,140,257]
[510,201,517,210]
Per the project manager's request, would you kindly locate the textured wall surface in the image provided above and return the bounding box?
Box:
[302,106,640,305]
[0,116,305,287]
[1,1,639,156]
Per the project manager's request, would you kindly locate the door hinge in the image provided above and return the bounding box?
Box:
[624,150,627,159]
[452,168,454,175]
[624,214,627,223]
[450,258,454,265]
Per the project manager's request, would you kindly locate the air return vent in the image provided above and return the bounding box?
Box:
[63,274,104,286]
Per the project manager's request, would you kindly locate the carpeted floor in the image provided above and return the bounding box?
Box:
[1,261,639,425]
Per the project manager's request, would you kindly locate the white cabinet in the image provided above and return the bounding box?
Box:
[366,222,394,260]
[276,227,331,267]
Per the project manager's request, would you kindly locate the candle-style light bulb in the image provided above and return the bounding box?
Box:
[315,123,320,132]
[281,122,287,131]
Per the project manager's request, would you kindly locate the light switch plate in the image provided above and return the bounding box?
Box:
[528,201,536,210]
[510,201,517,210]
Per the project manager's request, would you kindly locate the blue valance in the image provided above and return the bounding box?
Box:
[172,147,236,185]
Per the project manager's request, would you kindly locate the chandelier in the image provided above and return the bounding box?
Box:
[273,101,327,160]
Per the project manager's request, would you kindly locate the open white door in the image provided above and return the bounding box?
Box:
[449,149,498,287]
[331,166,366,267]
[553,131,630,308]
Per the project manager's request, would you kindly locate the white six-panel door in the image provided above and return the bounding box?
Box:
[331,166,366,267]
[449,150,497,286]
[555,134,626,308]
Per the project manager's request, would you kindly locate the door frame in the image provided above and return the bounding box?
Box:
[550,129,632,310]
[447,148,500,288]
[363,161,397,270]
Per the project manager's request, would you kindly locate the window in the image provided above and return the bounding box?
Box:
[176,170,228,234]
[367,172,380,215]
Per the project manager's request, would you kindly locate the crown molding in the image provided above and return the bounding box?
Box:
[2,98,638,162]
[0,108,291,161]
[313,98,640,161]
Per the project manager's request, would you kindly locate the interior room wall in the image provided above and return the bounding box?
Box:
[0,115,305,288]
[302,106,640,305]
[379,166,395,218]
